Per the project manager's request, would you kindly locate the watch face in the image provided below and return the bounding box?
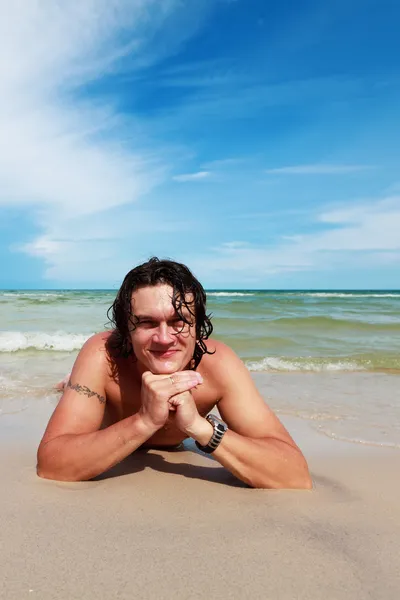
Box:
[207,414,227,431]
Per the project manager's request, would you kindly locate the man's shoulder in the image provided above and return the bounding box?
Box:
[200,340,254,403]
[202,339,245,379]
[81,331,113,352]
[78,331,115,367]
[204,338,235,359]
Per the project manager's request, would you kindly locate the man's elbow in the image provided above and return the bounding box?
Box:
[36,448,87,482]
[37,435,88,482]
[277,444,313,490]
[250,471,313,490]
[285,468,313,490]
[36,461,85,482]
[251,445,313,490]
[36,463,56,480]
[274,455,313,490]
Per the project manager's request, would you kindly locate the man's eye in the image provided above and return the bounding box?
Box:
[170,319,185,328]
[138,320,156,328]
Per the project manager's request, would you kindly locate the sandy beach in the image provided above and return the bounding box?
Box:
[1,373,400,600]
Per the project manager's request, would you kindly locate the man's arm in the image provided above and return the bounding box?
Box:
[37,334,158,482]
[190,344,312,489]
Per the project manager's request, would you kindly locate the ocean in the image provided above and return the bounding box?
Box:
[1,289,399,447]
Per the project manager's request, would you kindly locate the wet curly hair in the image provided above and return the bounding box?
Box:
[107,257,214,368]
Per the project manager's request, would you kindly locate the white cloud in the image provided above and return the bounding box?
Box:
[0,1,218,281]
[16,205,193,284]
[220,241,251,250]
[0,3,173,223]
[191,195,400,280]
[201,157,246,169]
[173,171,211,182]
[264,164,374,175]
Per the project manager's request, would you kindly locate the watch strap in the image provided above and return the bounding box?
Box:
[195,414,227,454]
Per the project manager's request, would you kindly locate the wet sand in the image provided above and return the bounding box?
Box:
[1,375,400,599]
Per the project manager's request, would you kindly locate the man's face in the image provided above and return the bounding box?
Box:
[129,284,197,375]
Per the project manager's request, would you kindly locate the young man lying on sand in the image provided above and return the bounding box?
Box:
[37,258,312,489]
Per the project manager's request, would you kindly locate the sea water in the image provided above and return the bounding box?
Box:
[1,289,399,447]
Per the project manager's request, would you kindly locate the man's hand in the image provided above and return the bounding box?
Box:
[169,390,215,445]
[139,370,203,431]
[168,391,201,434]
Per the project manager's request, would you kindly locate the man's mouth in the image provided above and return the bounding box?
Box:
[149,349,178,359]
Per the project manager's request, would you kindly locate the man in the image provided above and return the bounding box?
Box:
[37,258,312,489]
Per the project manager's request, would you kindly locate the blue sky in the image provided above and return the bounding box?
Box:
[0,0,399,289]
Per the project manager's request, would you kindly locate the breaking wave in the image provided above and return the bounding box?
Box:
[246,357,365,372]
[0,332,92,352]
[207,292,256,297]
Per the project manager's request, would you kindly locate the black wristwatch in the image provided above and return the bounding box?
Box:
[195,414,228,454]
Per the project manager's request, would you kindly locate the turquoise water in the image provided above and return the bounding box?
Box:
[1,289,399,372]
[208,290,400,372]
[1,289,399,448]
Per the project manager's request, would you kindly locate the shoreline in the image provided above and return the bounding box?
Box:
[2,371,400,449]
[2,348,400,374]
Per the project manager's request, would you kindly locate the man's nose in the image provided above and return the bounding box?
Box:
[153,323,174,344]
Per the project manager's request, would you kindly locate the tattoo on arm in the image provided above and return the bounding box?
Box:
[67,380,106,404]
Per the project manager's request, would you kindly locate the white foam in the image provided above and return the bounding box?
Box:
[0,292,67,303]
[314,426,400,449]
[208,292,255,297]
[246,357,364,372]
[295,293,399,298]
[1,292,64,298]
[0,331,92,352]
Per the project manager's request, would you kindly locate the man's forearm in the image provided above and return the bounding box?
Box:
[192,420,312,489]
[37,413,158,482]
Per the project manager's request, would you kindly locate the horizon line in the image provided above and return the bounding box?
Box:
[1,287,399,293]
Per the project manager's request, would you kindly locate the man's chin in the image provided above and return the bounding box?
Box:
[145,353,187,375]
